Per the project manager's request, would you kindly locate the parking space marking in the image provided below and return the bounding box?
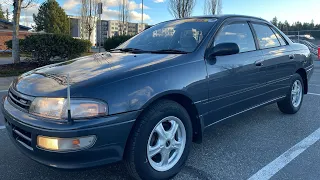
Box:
[248,127,320,180]
[0,126,5,130]
[310,84,320,87]
[308,92,320,96]
[0,90,7,92]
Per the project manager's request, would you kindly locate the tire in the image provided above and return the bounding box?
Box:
[124,99,193,180]
[277,73,304,114]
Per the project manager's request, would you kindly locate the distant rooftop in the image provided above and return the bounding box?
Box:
[0,19,32,30]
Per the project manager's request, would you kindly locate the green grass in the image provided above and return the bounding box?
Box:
[0,52,96,77]
[0,52,32,58]
[0,62,38,77]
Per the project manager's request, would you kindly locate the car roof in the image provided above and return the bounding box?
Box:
[185,14,269,23]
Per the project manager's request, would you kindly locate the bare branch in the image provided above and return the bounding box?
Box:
[204,0,217,15]
[81,0,98,42]
[168,0,195,19]
[118,0,130,35]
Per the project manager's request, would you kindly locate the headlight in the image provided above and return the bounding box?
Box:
[29,98,108,120]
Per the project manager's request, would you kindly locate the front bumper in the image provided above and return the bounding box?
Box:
[1,96,140,169]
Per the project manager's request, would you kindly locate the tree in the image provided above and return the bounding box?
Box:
[81,0,98,42]
[310,19,315,30]
[277,21,283,31]
[8,0,36,64]
[118,0,130,35]
[6,8,10,21]
[283,20,290,32]
[168,0,196,19]
[271,16,278,26]
[204,0,217,15]
[0,4,5,19]
[217,0,222,15]
[33,0,70,34]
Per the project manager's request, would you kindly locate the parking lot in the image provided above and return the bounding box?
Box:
[0,60,319,180]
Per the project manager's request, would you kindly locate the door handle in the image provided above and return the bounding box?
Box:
[255,60,263,66]
[289,54,295,59]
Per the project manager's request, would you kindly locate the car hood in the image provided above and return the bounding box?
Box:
[12,53,182,97]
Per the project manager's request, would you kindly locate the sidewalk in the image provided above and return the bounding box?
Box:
[0,77,16,90]
[0,57,27,65]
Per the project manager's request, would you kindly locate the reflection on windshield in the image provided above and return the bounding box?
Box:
[118,18,216,53]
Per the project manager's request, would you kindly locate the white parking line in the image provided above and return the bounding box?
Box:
[248,127,320,180]
[310,84,320,87]
[0,90,8,92]
[308,92,320,96]
[0,126,5,130]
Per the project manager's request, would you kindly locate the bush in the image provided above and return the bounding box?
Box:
[103,35,133,50]
[22,34,91,64]
[5,39,25,51]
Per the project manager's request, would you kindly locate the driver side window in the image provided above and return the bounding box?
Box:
[213,22,256,53]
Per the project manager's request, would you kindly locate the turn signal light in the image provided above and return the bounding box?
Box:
[37,135,96,152]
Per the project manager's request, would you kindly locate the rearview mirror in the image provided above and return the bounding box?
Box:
[206,43,240,59]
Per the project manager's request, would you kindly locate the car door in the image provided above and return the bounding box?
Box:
[203,21,265,126]
[251,23,295,101]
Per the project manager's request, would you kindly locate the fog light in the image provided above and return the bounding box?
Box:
[37,135,96,152]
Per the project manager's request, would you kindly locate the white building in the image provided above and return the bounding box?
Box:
[69,16,97,46]
[96,20,148,45]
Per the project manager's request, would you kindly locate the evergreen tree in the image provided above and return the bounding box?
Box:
[0,4,5,20]
[310,19,315,30]
[271,17,278,26]
[33,0,70,34]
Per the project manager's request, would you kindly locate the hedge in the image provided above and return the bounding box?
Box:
[103,35,133,50]
[5,34,92,64]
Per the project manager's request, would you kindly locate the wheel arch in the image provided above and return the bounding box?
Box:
[136,91,203,144]
[296,68,308,94]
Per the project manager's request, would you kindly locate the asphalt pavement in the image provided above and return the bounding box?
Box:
[0,60,320,180]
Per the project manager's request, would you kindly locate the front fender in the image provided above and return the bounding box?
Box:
[86,59,208,116]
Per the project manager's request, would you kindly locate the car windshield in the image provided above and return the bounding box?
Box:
[117,18,217,53]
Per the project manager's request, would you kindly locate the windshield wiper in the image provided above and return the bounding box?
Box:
[108,48,148,53]
[150,49,189,54]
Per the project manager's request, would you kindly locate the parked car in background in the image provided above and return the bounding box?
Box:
[1,15,314,180]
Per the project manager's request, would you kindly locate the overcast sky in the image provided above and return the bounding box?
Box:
[1,0,319,27]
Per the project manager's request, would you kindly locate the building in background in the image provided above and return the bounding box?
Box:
[69,16,97,46]
[96,20,148,44]
[0,19,31,50]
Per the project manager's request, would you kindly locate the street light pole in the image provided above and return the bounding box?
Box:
[142,0,144,26]
[98,2,103,53]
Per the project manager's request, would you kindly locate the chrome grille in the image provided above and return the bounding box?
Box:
[8,90,32,111]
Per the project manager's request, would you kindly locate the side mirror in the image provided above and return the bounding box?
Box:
[206,43,240,59]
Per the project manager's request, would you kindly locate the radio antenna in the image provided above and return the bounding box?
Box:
[67,74,73,124]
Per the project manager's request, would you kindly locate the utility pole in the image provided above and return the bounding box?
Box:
[142,0,144,31]
[98,2,103,52]
[122,0,125,35]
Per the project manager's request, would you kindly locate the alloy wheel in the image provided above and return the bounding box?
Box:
[147,116,186,172]
[291,80,302,108]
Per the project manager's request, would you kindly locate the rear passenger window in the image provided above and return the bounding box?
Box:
[214,22,256,53]
[252,23,280,49]
[270,27,287,46]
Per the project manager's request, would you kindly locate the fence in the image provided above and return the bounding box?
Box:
[284,30,320,59]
